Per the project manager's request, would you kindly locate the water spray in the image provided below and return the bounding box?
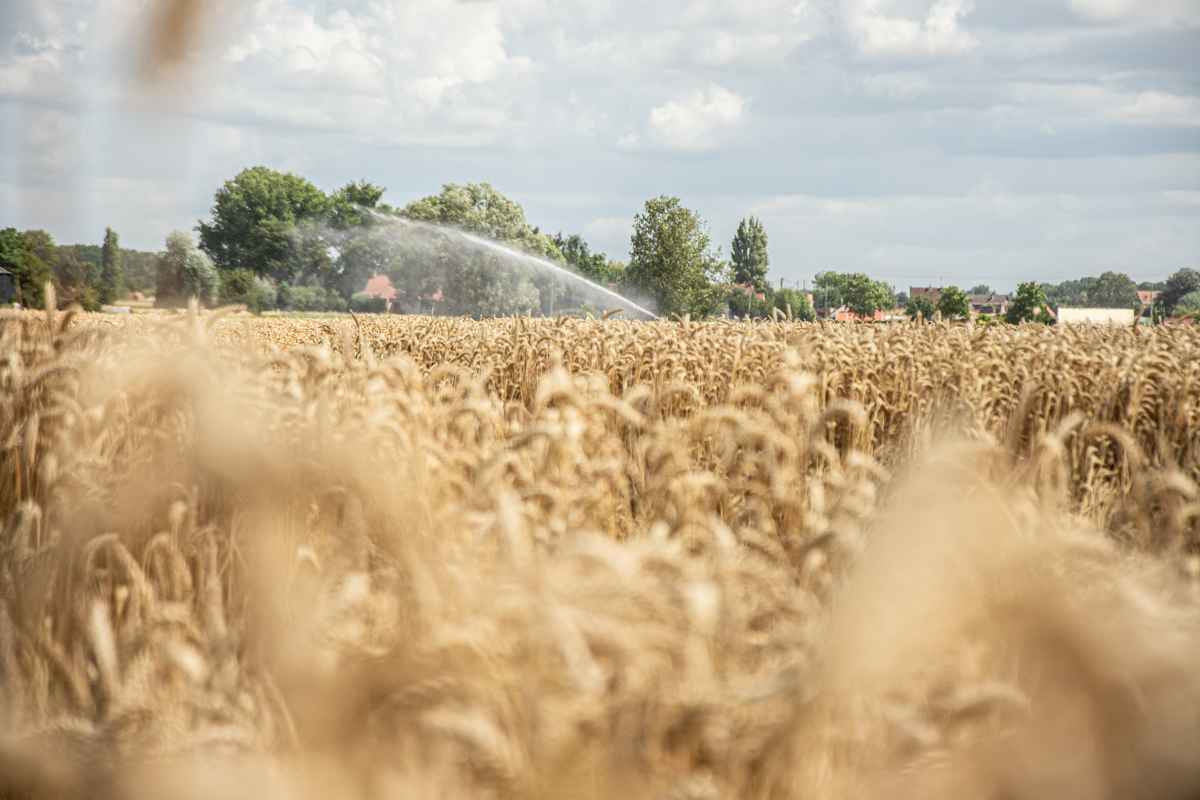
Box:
[356,208,658,320]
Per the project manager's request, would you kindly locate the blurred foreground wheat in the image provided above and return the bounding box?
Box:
[2,308,1198,800]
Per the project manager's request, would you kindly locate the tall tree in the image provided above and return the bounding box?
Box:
[1158,268,1200,313]
[197,166,332,283]
[730,216,769,289]
[1087,271,1137,308]
[156,231,218,308]
[937,286,970,320]
[100,228,123,303]
[625,196,728,318]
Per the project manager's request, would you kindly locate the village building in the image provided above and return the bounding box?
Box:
[968,292,1009,316]
[364,272,397,301]
[909,286,943,305]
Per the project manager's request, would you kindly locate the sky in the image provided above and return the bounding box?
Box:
[1,0,1197,293]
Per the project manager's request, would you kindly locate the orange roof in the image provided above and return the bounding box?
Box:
[364,273,396,300]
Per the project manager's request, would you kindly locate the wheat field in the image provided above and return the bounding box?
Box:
[2,305,1198,800]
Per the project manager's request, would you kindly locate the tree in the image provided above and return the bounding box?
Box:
[552,233,626,286]
[1087,271,1137,308]
[121,249,158,294]
[625,196,728,318]
[937,286,970,320]
[844,272,893,319]
[812,272,848,311]
[99,228,123,304]
[0,228,54,309]
[156,231,217,308]
[218,267,274,313]
[1042,277,1096,311]
[772,287,815,321]
[730,216,769,289]
[397,182,560,317]
[1176,291,1200,313]
[197,166,332,283]
[1005,281,1049,324]
[969,284,991,294]
[55,257,101,310]
[1158,268,1200,313]
[905,295,935,321]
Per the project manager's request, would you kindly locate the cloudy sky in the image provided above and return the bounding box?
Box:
[1,0,1197,292]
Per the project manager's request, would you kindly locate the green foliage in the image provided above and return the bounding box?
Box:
[400,182,558,317]
[120,249,157,294]
[1087,271,1138,308]
[1159,268,1200,313]
[968,284,991,294]
[905,295,935,321]
[936,286,970,320]
[350,292,387,313]
[197,166,332,283]
[156,231,217,308]
[1176,290,1200,312]
[552,233,626,286]
[55,258,101,310]
[844,272,893,319]
[100,228,123,304]
[625,196,728,318]
[772,287,815,321]
[1040,277,1096,311]
[726,285,772,319]
[1005,282,1049,324]
[730,216,769,289]
[812,272,847,310]
[0,228,54,309]
[218,267,274,313]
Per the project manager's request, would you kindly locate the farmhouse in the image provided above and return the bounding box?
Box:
[364,272,397,300]
[968,293,1009,316]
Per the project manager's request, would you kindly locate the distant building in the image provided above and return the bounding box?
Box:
[0,267,15,305]
[968,293,1009,316]
[364,273,397,300]
[1137,290,1159,305]
[910,286,944,305]
[1057,308,1135,326]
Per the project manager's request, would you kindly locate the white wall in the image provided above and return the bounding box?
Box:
[1057,308,1135,326]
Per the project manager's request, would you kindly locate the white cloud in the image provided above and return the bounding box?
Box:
[847,0,977,57]
[861,72,931,99]
[622,86,747,151]
[1002,84,1200,127]
[1067,0,1200,28]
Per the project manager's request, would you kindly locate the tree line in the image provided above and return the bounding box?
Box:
[3,165,1196,321]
